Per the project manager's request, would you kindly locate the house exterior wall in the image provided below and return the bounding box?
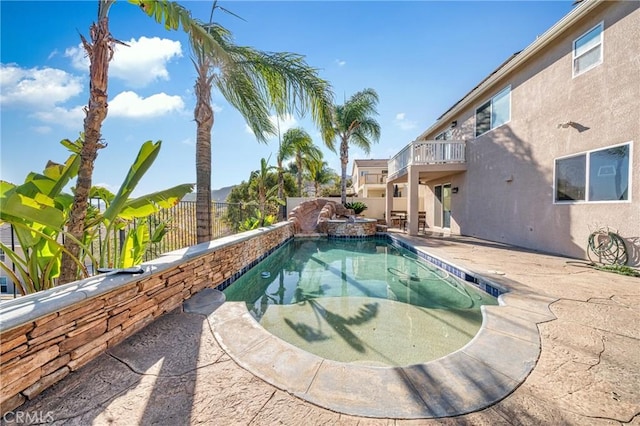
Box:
[420,1,639,262]
[352,161,388,197]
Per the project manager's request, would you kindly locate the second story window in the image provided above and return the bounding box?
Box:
[573,22,603,77]
[475,86,511,137]
[435,129,452,140]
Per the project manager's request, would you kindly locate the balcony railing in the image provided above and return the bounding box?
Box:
[357,173,387,186]
[388,140,466,179]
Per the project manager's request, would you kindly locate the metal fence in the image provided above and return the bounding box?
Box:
[0,201,259,298]
[86,200,258,264]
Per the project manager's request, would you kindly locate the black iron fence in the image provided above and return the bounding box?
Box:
[0,201,259,298]
[85,200,258,264]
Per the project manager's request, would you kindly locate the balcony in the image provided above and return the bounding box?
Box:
[388,140,466,180]
[359,173,387,185]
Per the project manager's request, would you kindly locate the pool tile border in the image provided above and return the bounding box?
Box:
[383,233,508,298]
[216,235,294,292]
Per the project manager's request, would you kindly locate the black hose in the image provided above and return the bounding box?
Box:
[587,229,628,265]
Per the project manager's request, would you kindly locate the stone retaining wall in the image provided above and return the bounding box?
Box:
[0,222,294,415]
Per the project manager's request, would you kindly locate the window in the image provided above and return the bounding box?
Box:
[573,22,603,77]
[475,86,511,137]
[555,154,586,201]
[0,277,7,293]
[435,129,452,140]
[0,249,4,262]
[555,143,631,203]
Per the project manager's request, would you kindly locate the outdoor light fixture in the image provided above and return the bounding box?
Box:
[452,187,459,194]
[451,120,458,128]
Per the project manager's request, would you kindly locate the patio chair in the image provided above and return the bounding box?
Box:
[418,212,427,232]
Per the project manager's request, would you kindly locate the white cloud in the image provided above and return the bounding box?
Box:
[32,125,52,134]
[64,45,87,70]
[180,137,194,146]
[109,91,185,118]
[335,59,346,67]
[244,114,297,139]
[394,112,417,131]
[33,105,85,129]
[0,64,83,107]
[271,114,297,134]
[65,36,182,87]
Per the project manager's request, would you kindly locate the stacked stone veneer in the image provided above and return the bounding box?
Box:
[0,222,294,415]
[325,219,377,237]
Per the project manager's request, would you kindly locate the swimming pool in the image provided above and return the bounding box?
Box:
[224,238,497,366]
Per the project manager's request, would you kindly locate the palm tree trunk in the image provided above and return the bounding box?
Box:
[195,62,214,243]
[296,153,303,197]
[277,159,284,220]
[340,138,349,205]
[259,188,267,227]
[59,15,110,284]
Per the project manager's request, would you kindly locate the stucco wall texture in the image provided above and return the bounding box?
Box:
[421,1,639,264]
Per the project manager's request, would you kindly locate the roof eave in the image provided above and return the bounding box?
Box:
[417,0,604,140]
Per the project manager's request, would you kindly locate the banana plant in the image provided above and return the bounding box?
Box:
[0,137,91,294]
[86,140,194,268]
[0,138,193,294]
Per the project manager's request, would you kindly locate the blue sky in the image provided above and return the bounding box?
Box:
[1,1,574,196]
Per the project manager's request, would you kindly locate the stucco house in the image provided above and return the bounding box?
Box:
[352,159,389,198]
[385,0,639,265]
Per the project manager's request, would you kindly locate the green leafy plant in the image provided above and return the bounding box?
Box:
[0,138,193,294]
[238,212,276,231]
[83,140,194,269]
[0,136,92,294]
[344,201,368,215]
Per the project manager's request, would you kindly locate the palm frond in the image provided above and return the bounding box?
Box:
[221,48,335,148]
[212,70,275,142]
[133,0,232,65]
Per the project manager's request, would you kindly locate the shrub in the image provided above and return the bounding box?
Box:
[344,201,368,215]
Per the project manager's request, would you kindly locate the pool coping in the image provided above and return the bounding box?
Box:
[205,233,558,418]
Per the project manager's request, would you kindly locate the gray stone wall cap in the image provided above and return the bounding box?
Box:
[0,272,142,332]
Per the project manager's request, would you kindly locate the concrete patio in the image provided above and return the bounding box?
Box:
[4,232,639,425]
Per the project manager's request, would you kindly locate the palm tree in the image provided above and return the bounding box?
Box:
[307,159,335,197]
[60,0,219,283]
[278,127,321,197]
[332,88,381,204]
[191,4,335,242]
[250,157,281,226]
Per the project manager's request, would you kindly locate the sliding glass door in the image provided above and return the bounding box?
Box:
[434,183,451,229]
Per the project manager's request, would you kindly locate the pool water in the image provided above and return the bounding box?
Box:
[223,238,497,366]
